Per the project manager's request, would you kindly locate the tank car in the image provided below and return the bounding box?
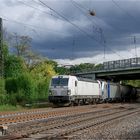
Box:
[120,85,137,102]
[101,81,121,102]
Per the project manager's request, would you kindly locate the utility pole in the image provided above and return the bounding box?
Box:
[100,28,106,60]
[0,17,5,94]
[133,36,137,58]
[0,17,4,78]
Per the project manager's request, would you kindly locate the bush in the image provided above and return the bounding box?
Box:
[0,94,7,105]
[5,71,53,106]
[5,55,27,78]
[0,78,5,95]
[36,78,50,100]
[17,73,35,101]
[5,78,18,93]
[5,73,36,104]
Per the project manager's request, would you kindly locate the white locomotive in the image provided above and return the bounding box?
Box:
[48,75,135,105]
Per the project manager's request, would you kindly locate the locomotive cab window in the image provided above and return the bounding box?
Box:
[51,78,69,86]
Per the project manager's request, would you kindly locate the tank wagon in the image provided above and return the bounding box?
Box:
[48,75,136,105]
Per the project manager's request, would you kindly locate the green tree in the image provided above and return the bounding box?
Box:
[12,34,31,57]
[122,80,140,87]
[5,55,27,78]
[31,60,57,100]
[70,63,96,74]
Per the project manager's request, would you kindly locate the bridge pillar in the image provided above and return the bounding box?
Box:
[91,74,96,80]
[80,74,96,80]
[87,74,96,80]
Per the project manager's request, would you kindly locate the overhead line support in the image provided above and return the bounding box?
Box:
[0,17,4,78]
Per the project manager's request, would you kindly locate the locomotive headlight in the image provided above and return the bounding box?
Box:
[67,89,71,95]
[49,90,53,95]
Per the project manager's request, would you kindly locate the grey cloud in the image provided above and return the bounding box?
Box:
[1,0,140,63]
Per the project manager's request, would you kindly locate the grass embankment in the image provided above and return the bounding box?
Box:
[0,102,51,112]
[0,104,24,112]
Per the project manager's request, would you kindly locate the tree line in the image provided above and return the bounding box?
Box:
[0,34,139,107]
[0,34,102,106]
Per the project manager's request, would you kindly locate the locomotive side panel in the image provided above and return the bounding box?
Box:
[77,81,100,96]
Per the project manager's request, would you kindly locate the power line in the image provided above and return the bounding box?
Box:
[70,0,98,27]
[2,17,77,52]
[71,0,89,12]
[15,0,125,60]
[2,16,67,35]
[38,0,125,60]
[3,0,127,60]
[70,0,127,60]
[133,36,137,58]
[112,0,139,24]
[70,0,105,44]
[18,0,62,20]
[38,0,99,41]
[0,18,4,78]
[70,0,100,31]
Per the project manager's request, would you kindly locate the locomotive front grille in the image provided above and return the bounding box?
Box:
[48,96,70,103]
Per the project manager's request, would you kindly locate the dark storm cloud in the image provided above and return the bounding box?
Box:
[3,0,21,7]
[33,0,140,60]
[1,0,140,63]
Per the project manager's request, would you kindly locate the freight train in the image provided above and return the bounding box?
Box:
[48,75,136,105]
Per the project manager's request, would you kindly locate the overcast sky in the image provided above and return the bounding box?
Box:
[1,0,140,65]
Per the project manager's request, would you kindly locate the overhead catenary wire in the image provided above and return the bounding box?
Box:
[2,17,73,54]
[3,17,79,53]
[70,0,129,60]
[112,0,139,24]
[38,0,99,41]
[13,0,126,60]
[18,0,63,20]
[133,36,137,58]
[0,18,4,78]
[20,0,138,60]
[70,0,100,31]
[70,0,108,60]
[2,16,67,35]
[3,0,130,61]
[38,0,125,60]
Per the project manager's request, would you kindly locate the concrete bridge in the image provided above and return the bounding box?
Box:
[75,57,140,81]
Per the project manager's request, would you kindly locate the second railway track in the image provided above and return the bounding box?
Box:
[29,106,140,139]
[0,103,140,140]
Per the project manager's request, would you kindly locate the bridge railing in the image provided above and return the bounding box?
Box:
[73,57,140,74]
[103,57,140,70]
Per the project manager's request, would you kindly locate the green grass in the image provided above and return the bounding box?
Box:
[0,104,23,112]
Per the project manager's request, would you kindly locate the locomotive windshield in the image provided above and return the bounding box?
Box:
[51,77,69,86]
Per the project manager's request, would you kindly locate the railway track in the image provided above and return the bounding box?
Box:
[37,107,140,139]
[0,104,123,125]
[66,110,140,139]
[0,105,95,125]
[0,103,139,140]
[21,106,127,136]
